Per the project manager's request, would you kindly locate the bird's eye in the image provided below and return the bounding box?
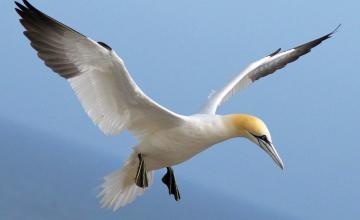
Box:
[250,133,269,144]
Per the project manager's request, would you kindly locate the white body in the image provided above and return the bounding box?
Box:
[15,0,337,211]
[136,114,234,170]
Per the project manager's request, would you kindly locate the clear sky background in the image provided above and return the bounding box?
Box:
[0,0,359,219]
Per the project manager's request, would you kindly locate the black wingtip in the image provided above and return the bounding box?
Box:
[14,1,27,18]
[329,24,341,36]
[268,48,281,57]
[22,0,33,9]
[14,1,22,8]
[15,1,26,11]
[18,0,38,13]
[98,42,112,50]
[15,8,23,17]
[15,1,34,14]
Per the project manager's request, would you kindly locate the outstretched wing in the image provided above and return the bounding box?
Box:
[201,25,340,115]
[16,0,184,137]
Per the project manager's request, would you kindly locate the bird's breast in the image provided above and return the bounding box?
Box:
[136,115,234,170]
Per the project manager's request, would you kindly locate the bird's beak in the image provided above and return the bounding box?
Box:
[258,140,284,170]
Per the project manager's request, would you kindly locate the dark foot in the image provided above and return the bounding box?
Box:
[162,167,181,201]
[135,154,148,188]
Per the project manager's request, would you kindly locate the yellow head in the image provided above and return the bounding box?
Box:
[224,114,284,169]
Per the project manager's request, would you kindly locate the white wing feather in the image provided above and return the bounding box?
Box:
[201,26,340,115]
[16,0,184,137]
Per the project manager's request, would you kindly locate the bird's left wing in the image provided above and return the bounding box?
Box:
[15,0,185,138]
[200,26,340,115]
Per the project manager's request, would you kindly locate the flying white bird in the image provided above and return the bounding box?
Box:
[16,0,339,210]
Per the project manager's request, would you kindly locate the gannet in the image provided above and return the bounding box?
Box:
[15,0,339,210]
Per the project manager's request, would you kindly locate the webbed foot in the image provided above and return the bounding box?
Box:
[162,167,181,201]
[135,154,148,188]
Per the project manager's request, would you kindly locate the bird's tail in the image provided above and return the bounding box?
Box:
[99,152,154,210]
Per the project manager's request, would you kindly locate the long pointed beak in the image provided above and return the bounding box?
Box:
[259,140,284,170]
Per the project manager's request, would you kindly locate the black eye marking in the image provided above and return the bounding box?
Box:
[250,133,270,144]
[261,135,268,142]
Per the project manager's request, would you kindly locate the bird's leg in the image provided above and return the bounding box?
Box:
[135,154,148,188]
[162,167,181,201]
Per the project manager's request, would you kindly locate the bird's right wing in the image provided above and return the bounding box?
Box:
[200,25,340,115]
[16,0,185,138]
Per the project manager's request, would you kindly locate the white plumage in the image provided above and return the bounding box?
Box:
[16,0,338,210]
[99,152,154,211]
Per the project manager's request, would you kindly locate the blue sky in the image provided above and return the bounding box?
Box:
[1,0,359,219]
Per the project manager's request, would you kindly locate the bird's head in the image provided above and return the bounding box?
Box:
[225,114,284,169]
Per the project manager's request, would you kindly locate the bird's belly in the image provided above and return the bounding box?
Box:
[135,124,227,171]
[137,141,209,171]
